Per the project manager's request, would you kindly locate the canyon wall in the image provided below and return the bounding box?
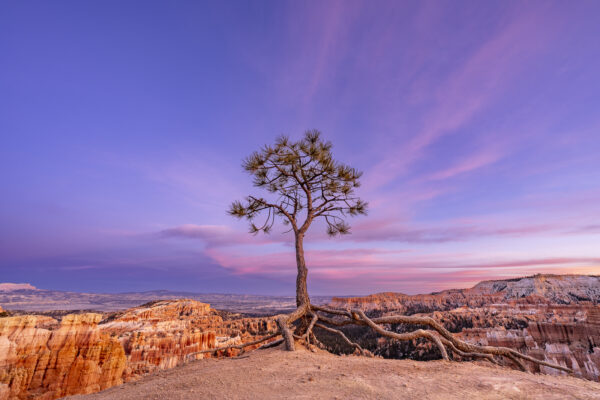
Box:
[0,314,126,400]
[0,300,277,400]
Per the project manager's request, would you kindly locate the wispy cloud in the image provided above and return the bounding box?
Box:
[343,221,556,244]
[159,224,285,247]
[427,149,504,181]
[365,6,559,191]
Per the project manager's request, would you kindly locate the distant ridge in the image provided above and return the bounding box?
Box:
[0,285,331,314]
[331,274,600,312]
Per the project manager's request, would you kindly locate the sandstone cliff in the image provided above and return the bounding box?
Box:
[0,314,126,400]
[448,304,600,381]
[0,300,277,400]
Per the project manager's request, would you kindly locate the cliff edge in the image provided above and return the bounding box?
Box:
[67,345,600,400]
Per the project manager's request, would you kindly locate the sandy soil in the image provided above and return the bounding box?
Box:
[68,346,600,400]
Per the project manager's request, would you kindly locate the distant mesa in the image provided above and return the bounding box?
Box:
[0,282,37,291]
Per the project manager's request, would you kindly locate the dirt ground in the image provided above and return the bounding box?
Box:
[68,346,600,400]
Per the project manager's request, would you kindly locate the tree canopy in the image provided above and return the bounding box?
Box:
[228,130,367,238]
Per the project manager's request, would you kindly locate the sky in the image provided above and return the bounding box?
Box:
[1,0,599,296]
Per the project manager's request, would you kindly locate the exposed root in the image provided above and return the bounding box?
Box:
[286,301,310,324]
[507,352,529,372]
[310,331,327,350]
[304,312,319,338]
[187,332,280,359]
[310,304,572,374]
[277,316,296,351]
[188,302,571,376]
[312,304,351,317]
[258,338,284,350]
[314,322,368,356]
[439,337,498,365]
[356,310,449,360]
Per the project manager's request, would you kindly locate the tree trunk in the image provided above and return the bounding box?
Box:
[295,233,310,307]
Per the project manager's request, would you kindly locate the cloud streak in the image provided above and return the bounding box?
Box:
[364,5,560,191]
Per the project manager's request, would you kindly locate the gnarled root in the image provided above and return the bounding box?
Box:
[308,304,571,374]
[314,322,369,356]
[188,302,571,377]
[277,316,296,351]
[186,332,280,359]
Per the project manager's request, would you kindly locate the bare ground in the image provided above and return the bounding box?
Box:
[68,346,600,400]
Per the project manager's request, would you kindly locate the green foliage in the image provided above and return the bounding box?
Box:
[229,130,368,237]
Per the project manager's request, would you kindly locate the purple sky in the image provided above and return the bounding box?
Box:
[1,1,599,295]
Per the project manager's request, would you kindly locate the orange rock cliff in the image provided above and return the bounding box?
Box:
[0,300,277,400]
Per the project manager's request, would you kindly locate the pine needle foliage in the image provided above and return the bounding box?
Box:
[228,130,367,237]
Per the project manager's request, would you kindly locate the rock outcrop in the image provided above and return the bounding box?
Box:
[0,314,126,400]
[0,300,277,400]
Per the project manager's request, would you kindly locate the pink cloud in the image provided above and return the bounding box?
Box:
[427,149,504,180]
[202,242,600,294]
[335,219,557,244]
[205,247,410,277]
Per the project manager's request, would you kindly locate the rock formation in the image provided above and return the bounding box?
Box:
[0,300,277,400]
[331,274,600,313]
[0,313,126,400]
[445,304,600,381]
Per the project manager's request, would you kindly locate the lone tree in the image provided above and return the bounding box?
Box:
[229,130,367,310]
[204,130,570,374]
